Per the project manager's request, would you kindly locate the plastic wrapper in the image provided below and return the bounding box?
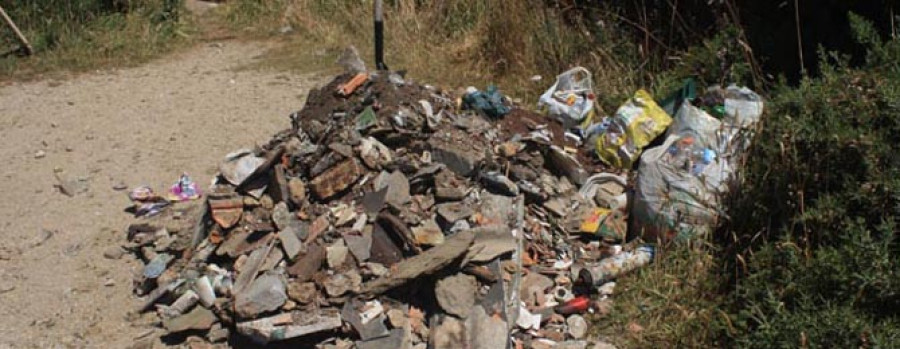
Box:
[595,89,672,169]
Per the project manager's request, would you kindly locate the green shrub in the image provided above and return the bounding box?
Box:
[720,13,900,347]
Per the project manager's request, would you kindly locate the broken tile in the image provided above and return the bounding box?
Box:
[309,159,363,199]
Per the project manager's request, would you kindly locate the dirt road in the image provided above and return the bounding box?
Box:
[0,41,322,348]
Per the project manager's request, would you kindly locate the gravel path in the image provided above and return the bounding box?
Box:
[0,41,323,348]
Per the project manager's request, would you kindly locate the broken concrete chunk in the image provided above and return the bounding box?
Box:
[520,272,554,307]
[309,159,363,199]
[481,171,519,196]
[287,178,307,206]
[163,306,218,333]
[478,194,514,228]
[428,133,484,177]
[326,239,349,268]
[236,310,342,344]
[286,243,325,281]
[232,241,274,294]
[234,274,287,319]
[435,187,467,202]
[435,273,477,318]
[567,315,588,339]
[436,202,474,225]
[344,231,372,262]
[412,218,445,246]
[433,317,467,349]
[278,227,304,261]
[219,150,266,186]
[369,224,403,266]
[323,270,362,297]
[466,226,516,263]
[342,300,390,341]
[375,170,411,207]
[465,306,508,349]
[356,328,407,349]
[362,229,475,296]
[287,282,317,304]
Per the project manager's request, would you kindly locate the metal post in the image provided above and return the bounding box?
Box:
[0,5,33,56]
[374,0,387,70]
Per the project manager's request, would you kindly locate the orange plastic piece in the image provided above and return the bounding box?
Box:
[337,72,369,96]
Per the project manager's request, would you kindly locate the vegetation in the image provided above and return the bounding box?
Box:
[0,0,187,80]
[4,0,899,347]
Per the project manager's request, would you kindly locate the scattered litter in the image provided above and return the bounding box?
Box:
[116,68,763,348]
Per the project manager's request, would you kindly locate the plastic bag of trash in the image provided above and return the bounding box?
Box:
[595,89,672,169]
[538,67,595,127]
[634,89,762,242]
[463,85,510,118]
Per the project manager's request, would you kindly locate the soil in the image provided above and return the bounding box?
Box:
[0,41,325,348]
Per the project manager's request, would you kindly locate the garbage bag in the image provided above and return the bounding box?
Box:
[633,86,763,242]
[595,89,672,169]
[463,85,510,118]
[538,67,595,127]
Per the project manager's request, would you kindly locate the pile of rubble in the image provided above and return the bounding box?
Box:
[123,65,762,348]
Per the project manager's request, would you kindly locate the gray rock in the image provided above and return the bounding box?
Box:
[387,308,408,328]
[356,328,407,349]
[466,226,515,263]
[279,227,304,261]
[341,300,390,341]
[479,194,514,228]
[435,273,477,318]
[429,136,484,177]
[435,202,474,224]
[271,202,293,231]
[362,229,475,296]
[103,246,125,260]
[375,171,411,207]
[433,317,466,349]
[465,306,507,349]
[434,187,467,202]
[336,45,367,73]
[287,281,317,304]
[411,218,444,246]
[234,274,287,319]
[207,323,230,343]
[481,171,519,196]
[567,315,588,339]
[163,306,217,333]
[323,270,362,297]
[345,231,372,262]
[326,239,349,268]
[520,272,554,306]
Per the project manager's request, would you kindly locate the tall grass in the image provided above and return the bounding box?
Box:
[221,0,646,108]
[0,0,186,80]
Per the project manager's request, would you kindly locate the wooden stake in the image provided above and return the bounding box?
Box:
[0,5,32,56]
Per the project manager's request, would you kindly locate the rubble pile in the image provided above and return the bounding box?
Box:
[123,68,762,348]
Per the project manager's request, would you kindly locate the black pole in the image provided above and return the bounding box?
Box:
[374,0,388,70]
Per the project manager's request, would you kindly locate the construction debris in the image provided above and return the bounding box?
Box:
[121,66,762,348]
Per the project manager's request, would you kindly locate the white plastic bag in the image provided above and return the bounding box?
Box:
[538,67,594,126]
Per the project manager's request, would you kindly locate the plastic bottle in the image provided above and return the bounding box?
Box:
[577,245,655,286]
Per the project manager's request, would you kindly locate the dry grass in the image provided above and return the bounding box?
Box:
[221,0,641,108]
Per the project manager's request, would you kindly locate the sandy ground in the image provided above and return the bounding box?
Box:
[0,41,323,348]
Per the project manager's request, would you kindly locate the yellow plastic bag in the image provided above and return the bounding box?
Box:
[596,89,672,168]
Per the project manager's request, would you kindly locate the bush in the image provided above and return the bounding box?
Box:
[720,13,900,347]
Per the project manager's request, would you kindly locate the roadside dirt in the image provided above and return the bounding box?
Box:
[0,41,324,348]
